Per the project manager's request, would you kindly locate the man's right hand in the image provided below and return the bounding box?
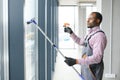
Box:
[64,27,73,34]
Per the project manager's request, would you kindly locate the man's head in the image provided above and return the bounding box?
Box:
[87,12,103,28]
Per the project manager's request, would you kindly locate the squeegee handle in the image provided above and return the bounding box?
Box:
[35,24,84,80]
[27,19,84,80]
[35,24,66,58]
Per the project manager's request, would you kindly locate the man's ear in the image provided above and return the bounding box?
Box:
[97,19,100,24]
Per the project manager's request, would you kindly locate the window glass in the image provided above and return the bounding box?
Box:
[58,6,78,49]
[24,0,38,80]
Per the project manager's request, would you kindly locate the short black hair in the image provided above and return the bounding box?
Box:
[92,12,103,24]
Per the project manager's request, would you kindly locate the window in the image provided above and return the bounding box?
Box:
[58,6,78,49]
[24,0,38,80]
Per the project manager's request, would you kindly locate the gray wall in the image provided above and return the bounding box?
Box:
[8,0,24,80]
[98,0,120,80]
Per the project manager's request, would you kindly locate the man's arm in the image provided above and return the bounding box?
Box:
[65,33,107,66]
[77,33,107,65]
[64,27,85,46]
[70,33,85,46]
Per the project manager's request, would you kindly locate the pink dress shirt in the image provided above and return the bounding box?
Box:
[70,26,107,65]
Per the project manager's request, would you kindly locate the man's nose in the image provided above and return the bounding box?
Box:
[87,19,89,23]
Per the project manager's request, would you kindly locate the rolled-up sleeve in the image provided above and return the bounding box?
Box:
[78,33,107,65]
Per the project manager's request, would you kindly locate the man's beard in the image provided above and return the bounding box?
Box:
[87,25,94,28]
[87,22,96,28]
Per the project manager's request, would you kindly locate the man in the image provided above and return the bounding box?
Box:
[64,12,107,80]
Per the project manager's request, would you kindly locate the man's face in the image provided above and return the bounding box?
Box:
[87,13,99,28]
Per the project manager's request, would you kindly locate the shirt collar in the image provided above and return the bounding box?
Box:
[88,26,100,33]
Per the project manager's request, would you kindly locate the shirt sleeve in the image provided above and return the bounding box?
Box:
[78,33,107,65]
[70,33,85,45]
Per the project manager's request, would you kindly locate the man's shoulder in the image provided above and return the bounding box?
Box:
[90,30,106,41]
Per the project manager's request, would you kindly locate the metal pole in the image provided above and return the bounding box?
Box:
[35,24,66,58]
[27,19,84,80]
[110,0,113,74]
